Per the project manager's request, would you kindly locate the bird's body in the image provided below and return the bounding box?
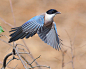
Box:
[9,9,61,50]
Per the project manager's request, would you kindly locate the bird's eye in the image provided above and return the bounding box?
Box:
[52,10,57,13]
[52,11,54,13]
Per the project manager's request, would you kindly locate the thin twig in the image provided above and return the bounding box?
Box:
[65,61,72,65]
[13,64,18,69]
[16,43,31,53]
[22,39,30,53]
[0,17,14,27]
[0,38,12,46]
[61,49,67,69]
[9,0,16,26]
[61,47,71,59]
[19,52,30,54]
[6,57,19,66]
[29,65,51,69]
[0,34,9,39]
[65,30,74,69]
[15,47,27,69]
[20,55,33,68]
[75,44,86,49]
[22,39,41,69]
[61,50,64,69]
[62,44,71,48]
[30,55,41,65]
[71,45,74,69]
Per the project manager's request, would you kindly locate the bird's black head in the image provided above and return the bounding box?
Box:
[46,9,61,14]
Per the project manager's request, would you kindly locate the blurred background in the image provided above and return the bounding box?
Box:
[0,0,86,69]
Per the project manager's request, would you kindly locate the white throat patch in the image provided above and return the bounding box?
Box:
[45,13,56,22]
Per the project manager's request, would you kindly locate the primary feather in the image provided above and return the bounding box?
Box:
[9,15,44,43]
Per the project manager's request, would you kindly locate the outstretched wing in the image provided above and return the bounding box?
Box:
[9,15,44,43]
[37,22,61,50]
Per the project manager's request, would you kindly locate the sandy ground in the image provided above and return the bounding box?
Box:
[0,0,86,69]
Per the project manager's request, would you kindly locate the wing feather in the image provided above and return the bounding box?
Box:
[9,15,44,43]
[37,22,61,50]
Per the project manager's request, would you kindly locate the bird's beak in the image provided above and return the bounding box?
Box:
[56,12,61,14]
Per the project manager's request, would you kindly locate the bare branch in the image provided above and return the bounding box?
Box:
[2,53,12,69]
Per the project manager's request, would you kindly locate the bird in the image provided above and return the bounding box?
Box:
[9,9,61,50]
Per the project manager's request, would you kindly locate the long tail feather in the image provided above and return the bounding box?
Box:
[9,27,23,43]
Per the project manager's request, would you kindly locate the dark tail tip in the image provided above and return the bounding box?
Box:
[8,40,12,43]
[8,41,11,43]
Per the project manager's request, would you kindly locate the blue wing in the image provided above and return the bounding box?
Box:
[37,22,61,50]
[22,15,44,33]
[9,15,44,43]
